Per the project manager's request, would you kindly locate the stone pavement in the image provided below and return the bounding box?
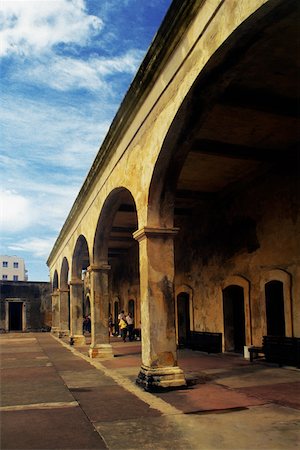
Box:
[1,333,299,450]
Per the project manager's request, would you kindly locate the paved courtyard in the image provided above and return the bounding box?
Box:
[1,333,299,449]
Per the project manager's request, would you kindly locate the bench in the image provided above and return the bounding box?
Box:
[249,336,300,367]
[186,331,222,353]
[249,346,264,362]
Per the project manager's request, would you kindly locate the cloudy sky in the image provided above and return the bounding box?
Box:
[0,0,172,281]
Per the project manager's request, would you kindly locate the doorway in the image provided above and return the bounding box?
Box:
[177,292,190,347]
[223,286,245,353]
[9,302,23,331]
[128,299,135,317]
[114,300,119,335]
[265,280,285,336]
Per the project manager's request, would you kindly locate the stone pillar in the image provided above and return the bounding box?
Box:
[51,290,60,334]
[70,279,85,345]
[58,288,70,336]
[133,226,186,390]
[88,264,114,358]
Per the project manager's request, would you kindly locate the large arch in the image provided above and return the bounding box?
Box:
[69,235,90,344]
[52,270,58,291]
[47,0,299,388]
[59,257,70,335]
[71,235,90,280]
[89,187,139,358]
[260,269,293,337]
[146,0,298,356]
[51,270,59,333]
[148,0,298,227]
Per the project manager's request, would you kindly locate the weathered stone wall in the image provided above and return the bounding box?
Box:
[174,164,299,345]
[0,281,52,332]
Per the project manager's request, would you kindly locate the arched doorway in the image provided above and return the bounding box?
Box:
[128,299,135,317]
[52,271,58,291]
[223,285,245,353]
[71,235,90,342]
[265,281,285,336]
[177,292,190,348]
[92,188,139,357]
[60,257,70,334]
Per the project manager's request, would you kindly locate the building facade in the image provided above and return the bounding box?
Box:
[0,256,28,281]
[47,0,300,390]
[0,281,52,332]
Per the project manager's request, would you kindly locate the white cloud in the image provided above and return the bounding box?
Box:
[1,93,110,170]
[8,237,56,258]
[0,0,103,57]
[0,189,36,232]
[14,50,144,92]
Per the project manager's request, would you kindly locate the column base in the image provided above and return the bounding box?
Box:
[57,329,70,338]
[88,344,114,359]
[51,327,60,335]
[136,364,186,391]
[70,335,86,345]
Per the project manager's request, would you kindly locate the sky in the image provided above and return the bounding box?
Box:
[0,0,173,281]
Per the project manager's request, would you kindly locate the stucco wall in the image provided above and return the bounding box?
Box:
[0,281,52,332]
[174,165,299,344]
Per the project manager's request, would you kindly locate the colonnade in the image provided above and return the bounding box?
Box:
[52,226,186,390]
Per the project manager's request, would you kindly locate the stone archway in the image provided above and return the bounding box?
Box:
[70,235,90,345]
[90,187,139,358]
[59,257,70,335]
[147,0,297,361]
[175,284,194,347]
[51,270,59,333]
[261,269,293,337]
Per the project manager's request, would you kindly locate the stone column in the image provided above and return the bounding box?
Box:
[88,264,114,358]
[69,278,85,345]
[133,226,186,390]
[58,288,70,336]
[51,290,60,334]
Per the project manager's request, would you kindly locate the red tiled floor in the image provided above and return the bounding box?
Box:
[155,383,266,413]
[237,381,300,410]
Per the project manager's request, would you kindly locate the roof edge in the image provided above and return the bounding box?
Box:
[47,0,204,267]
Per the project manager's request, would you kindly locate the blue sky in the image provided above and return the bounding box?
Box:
[0,0,172,281]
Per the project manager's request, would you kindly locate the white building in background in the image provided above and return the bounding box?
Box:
[0,256,28,281]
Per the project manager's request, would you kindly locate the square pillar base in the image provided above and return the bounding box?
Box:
[57,329,70,338]
[51,327,60,335]
[88,344,114,359]
[70,335,86,346]
[136,364,186,391]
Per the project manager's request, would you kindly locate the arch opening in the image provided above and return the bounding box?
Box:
[147,0,298,351]
[177,292,190,348]
[93,188,140,337]
[265,281,285,337]
[223,285,246,353]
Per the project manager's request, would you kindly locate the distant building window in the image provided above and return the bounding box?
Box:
[2,275,8,280]
[2,261,8,267]
[13,262,19,268]
[13,275,18,281]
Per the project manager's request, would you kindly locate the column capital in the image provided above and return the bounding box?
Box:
[69,278,83,286]
[87,264,111,273]
[133,226,180,242]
